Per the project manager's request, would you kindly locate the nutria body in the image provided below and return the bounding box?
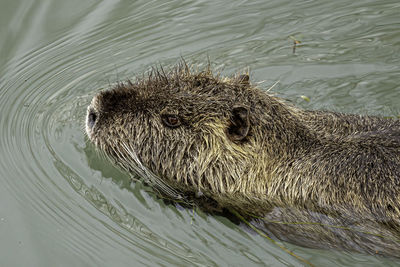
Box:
[86,64,400,257]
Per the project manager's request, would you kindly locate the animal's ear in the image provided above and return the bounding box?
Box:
[227,106,250,141]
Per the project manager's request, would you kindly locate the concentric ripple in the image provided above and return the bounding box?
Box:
[0,0,399,266]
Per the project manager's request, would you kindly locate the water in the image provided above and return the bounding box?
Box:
[0,0,399,266]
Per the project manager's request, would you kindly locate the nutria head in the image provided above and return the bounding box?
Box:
[85,65,305,205]
[86,63,400,212]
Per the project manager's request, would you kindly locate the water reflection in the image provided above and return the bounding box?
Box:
[0,0,399,265]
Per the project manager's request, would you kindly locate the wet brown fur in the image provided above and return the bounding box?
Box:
[86,63,400,257]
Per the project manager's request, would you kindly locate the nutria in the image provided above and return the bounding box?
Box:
[85,64,400,257]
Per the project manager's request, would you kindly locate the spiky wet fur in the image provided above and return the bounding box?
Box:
[86,63,400,257]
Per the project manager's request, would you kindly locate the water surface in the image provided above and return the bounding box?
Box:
[0,0,399,266]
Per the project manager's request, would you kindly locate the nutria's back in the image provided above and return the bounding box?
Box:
[86,64,400,257]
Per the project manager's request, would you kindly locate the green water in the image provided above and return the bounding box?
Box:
[0,0,399,266]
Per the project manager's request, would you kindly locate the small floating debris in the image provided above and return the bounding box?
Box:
[300,95,310,102]
[289,36,302,54]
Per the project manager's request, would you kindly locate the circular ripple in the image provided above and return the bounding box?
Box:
[0,0,399,266]
[0,23,222,267]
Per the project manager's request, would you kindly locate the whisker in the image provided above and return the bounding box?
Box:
[266,80,280,92]
[117,141,186,201]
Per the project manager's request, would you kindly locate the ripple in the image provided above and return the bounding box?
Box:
[0,23,217,267]
[0,0,399,266]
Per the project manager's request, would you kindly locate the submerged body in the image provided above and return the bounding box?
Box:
[86,64,400,257]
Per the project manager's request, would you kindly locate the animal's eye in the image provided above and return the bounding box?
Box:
[161,114,181,128]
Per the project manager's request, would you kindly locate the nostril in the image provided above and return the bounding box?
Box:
[88,109,97,129]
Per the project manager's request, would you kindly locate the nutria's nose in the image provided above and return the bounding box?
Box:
[87,108,97,130]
